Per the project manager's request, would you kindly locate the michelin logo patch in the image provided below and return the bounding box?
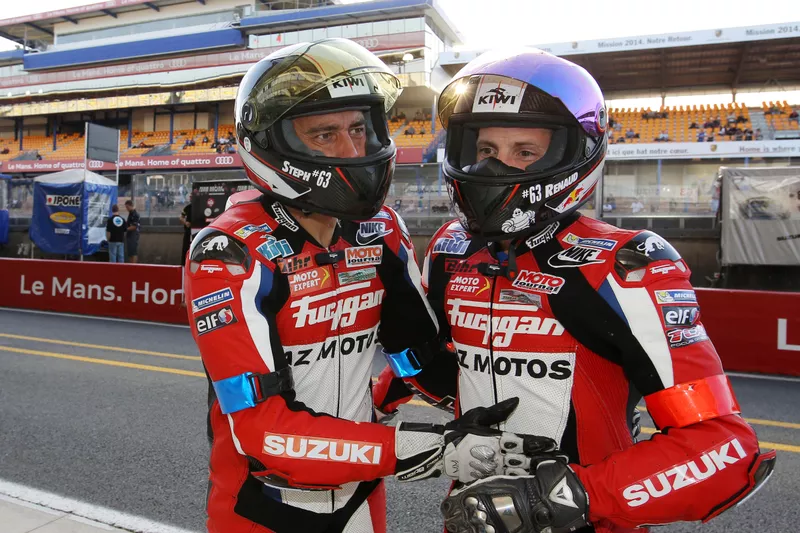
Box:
[192,288,234,314]
[654,289,697,305]
[562,233,617,251]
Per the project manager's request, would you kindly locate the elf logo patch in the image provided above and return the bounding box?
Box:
[194,305,237,336]
[262,433,382,465]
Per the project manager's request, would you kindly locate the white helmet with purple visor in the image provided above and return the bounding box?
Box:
[438,47,607,241]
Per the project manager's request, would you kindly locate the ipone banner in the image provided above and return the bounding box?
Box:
[0,258,186,324]
[30,181,83,254]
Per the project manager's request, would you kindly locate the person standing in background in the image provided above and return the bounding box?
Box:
[105,204,126,263]
[179,195,193,263]
[124,199,140,263]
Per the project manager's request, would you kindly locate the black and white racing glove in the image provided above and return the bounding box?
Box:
[394,398,560,483]
[440,459,589,533]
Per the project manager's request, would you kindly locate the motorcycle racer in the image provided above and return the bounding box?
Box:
[185,39,553,533]
[375,47,776,533]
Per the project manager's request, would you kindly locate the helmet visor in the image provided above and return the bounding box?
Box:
[438,48,606,136]
[240,39,402,133]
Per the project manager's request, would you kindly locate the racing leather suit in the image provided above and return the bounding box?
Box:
[185,196,439,533]
[375,214,775,532]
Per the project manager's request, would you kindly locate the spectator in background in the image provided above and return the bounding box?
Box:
[226,144,236,154]
[211,139,219,149]
[755,128,764,140]
[712,115,721,128]
[697,129,706,142]
[625,127,635,139]
[689,121,699,129]
[631,198,645,214]
[744,128,754,141]
[706,132,715,142]
[790,109,799,122]
[202,135,209,143]
[105,204,126,263]
[615,136,626,143]
[0,147,8,154]
[614,120,622,132]
[656,130,670,142]
[734,130,744,141]
[727,111,737,125]
[125,199,141,264]
[179,196,193,263]
[419,125,426,135]
[414,110,422,121]
[703,117,713,129]
[727,126,739,138]
[608,116,616,129]
[718,125,727,136]
[767,103,781,115]
[736,113,747,124]
[405,125,416,136]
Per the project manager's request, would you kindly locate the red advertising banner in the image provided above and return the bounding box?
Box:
[0,258,187,325]
[695,288,800,376]
[2,259,795,376]
[0,33,426,90]
[1,154,243,173]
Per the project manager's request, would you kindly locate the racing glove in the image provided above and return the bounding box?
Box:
[394,398,560,483]
[440,459,589,533]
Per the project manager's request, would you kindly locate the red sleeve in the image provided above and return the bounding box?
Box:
[571,234,773,528]
[187,227,398,489]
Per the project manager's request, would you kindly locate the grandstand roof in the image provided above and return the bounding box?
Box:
[240,0,462,45]
[441,38,800,96]
[0,0,200,45]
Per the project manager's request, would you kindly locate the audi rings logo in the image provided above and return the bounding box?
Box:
[88,160,104,169]
[354,38,379,49]
[215,156,235,165]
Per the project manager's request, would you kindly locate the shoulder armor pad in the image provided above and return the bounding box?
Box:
[190,228,251,269]
[614,231,681,274]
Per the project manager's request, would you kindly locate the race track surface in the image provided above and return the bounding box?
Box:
[1,308,798,533]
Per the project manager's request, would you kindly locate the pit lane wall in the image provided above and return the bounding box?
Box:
[1,257,798,376]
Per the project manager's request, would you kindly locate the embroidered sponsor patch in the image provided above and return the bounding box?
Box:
[448,275,491,296]
[344,245,383,267]
[562,233,617,251]
[288,267,331,297]
[499,289,542,307]
[666,324,709,348]
[191,288,234,313]
[195,305,238,336]
[654,289,697,305]
[356,220,393,245]
[234,222,274,240]
[256,236,294,261]
[511,270,565,295]
[432,231,471,255]
[547,246,605,268]
[337,267,377,285]
[276,252,314,274]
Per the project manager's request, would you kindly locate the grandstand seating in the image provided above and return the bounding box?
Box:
[395,119,438,148]
[607,103,754,143]
[762,100,800,132]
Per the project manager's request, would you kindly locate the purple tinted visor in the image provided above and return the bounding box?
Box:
[440,48,605,137]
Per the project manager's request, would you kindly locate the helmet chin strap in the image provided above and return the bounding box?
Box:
[485,240,520,281]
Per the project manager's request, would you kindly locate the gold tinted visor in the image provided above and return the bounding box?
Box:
[243,39,402,132]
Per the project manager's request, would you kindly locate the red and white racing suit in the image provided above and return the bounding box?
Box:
[375,214,775,532]
[185,196,438,533]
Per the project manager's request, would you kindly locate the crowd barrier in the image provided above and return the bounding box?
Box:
[1,258,798,376]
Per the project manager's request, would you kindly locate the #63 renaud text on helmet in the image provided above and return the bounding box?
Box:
[235,38,402,220]
[438,47,608,241]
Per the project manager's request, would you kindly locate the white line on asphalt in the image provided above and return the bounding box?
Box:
[0,308,190,329]
[0,479,201,533]
[727,371,800,383]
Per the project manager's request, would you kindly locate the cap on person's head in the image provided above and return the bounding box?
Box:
[111,204,119,212]
[125,200,133,207]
